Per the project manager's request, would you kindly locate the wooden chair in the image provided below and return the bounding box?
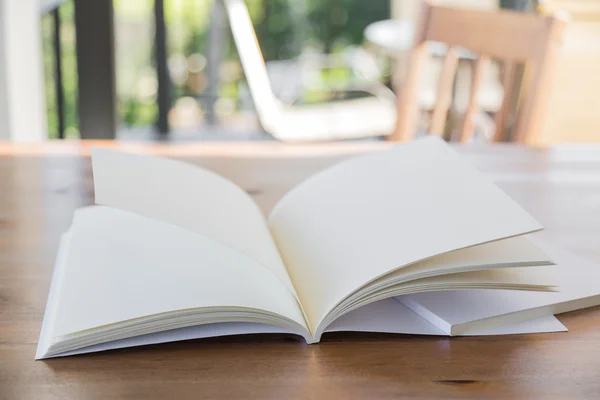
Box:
[223,0,397,142]
[390,2,568,145]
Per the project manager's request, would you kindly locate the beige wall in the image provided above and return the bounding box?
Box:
[540,22,600,144]
[0,0,47,141]
[0,1,9,139]
[537,1,600,143]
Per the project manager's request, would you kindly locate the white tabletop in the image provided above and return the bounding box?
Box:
[364,19,476,59]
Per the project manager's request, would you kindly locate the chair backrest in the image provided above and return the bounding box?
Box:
[223,0,282,131]
[390,2,568,145]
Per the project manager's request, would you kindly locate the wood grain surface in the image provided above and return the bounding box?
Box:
[1,141,600,399]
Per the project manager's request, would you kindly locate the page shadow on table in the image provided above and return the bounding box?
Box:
[36,331,555,399]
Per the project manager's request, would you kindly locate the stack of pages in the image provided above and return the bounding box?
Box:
[36,137,600,359]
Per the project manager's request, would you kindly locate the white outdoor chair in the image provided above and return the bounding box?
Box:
[223,0,397,142]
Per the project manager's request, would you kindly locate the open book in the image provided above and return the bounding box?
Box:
[37,137,599,359]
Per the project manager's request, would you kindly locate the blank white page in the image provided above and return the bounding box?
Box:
[268,136,543,333]
[373,235,552,286]
[51,206,307,338]
[459,315,566,336]
[326,298,565,336]
[38,297,564,358]
[91,148,295,296]
[398,238,600,329]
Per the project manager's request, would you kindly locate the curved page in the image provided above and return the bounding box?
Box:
[50,207,307,339]
[91,148,295,295]
[323,236,554,323]
[397,238,600,334]
[369,236,552,288]
[268,136,543,333]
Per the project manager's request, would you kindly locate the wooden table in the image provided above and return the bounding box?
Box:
[2,141,600,399]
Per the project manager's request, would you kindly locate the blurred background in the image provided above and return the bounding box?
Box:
[2,0,599,144]
[40,0,393,140]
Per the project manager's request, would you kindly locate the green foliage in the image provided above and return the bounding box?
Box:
[312,0,389,50]
[42,15,58,139]
[42,0,389,137]
[250,0,300,61]
[42,2,79,139]
[251,0,389,59]
[60,2,80,137]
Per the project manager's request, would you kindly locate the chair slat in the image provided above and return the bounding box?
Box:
[390,2,567,144]
[493,61,518,142]
[391,43,430,142]
[457,55,490,142]
[430,47,459,137]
